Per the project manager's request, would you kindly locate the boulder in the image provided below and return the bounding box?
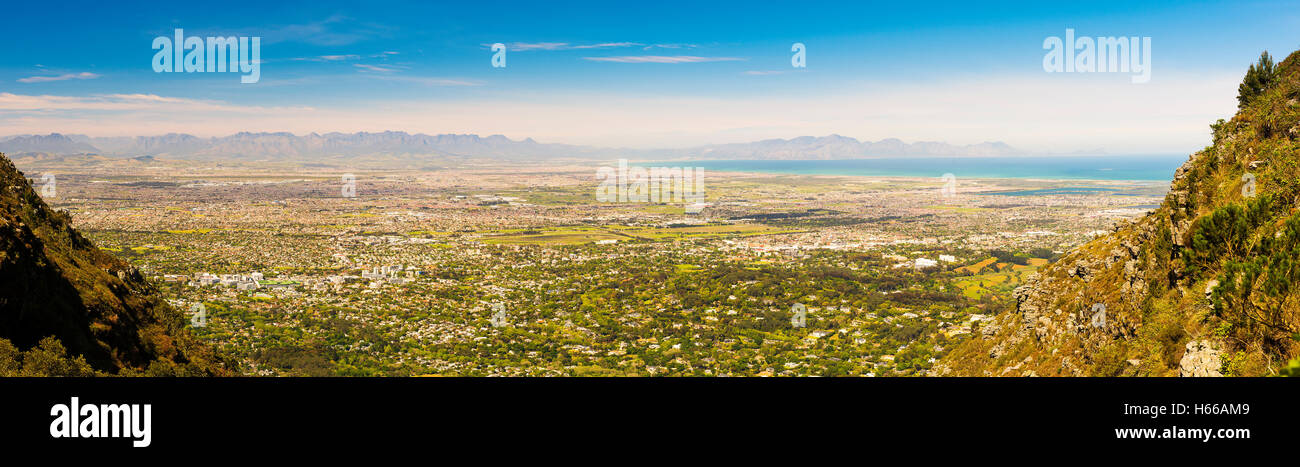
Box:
[1179,340,1223,377]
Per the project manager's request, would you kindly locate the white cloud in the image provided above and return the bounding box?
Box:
[583,55,744,63]
[571,42,642,49]
[17,72,100,83]
[504,42,569,51]
[0,92,310,113]
[254,14,394,46]
[290,54,362,62]
[491,42,645,52]
[354,64,400,73]
[643,44,696,50]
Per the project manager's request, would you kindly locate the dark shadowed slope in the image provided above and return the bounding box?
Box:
[0,152,227,376]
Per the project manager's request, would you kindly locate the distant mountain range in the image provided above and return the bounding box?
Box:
[0,134,100,154]
[0,132,1029,160]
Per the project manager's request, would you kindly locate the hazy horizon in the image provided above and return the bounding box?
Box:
[5,0,1299,154]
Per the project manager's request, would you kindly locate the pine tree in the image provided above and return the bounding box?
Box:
[1187,195,1272,276]
[1237,51,1277,108]
[1212,211,1300,351]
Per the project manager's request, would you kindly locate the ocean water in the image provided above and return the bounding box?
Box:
[979,187,1121,196]
[677,155,1187,181]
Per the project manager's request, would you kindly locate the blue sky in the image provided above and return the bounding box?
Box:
[2,0,1298,152]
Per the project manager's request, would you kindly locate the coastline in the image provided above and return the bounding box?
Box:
[647,155,1186,183]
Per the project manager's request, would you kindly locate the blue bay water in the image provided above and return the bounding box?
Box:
[675,155,1187,181]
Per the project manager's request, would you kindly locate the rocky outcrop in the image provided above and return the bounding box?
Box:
[1179,340,1223,377]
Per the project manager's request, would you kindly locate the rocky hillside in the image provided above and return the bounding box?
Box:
[941,50,1300,377]
[0,152,226,375]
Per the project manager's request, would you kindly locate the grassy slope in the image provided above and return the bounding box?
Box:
[942,49,1300,376]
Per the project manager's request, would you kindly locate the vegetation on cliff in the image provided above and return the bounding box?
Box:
[0,152,227,376]
[943,50,1300,376]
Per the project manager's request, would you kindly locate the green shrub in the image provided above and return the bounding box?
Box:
[1212,211,1300,352]
[0,337,98,376]
[1238,51,1277,108]
[1186,195,1273,277]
